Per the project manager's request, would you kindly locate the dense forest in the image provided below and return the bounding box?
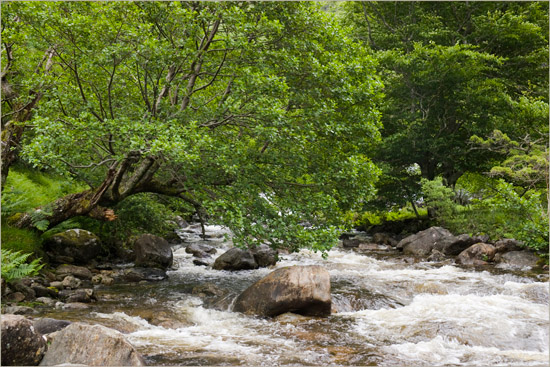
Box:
[2,1,548,267]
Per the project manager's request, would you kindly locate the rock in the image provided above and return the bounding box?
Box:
[397,227,454,257]
[193,258,212,266]
[434,233,485,256]
[212,248,258,271]
[186,243,216,257]
[497,251,539,268]
[61,275,81,289]
[33,318,71,335]
[4,292,26,303]
[119,267,168,282]
[233,265,331,317]
[39,322,145,366]
[494,238,524,254]
[31,284,57,298]
[456,243,496,265]
[342,238,362,248]
[427,249,446,262]
[49,281,64,290]
[36,297,57,307]
[61,302,89,310]
[44,229,102,264]
[192,283,226,298]
[250,244,278,267]
[58,289,95,303]
[2,306,38,315]
[1,314,47,366]
[10,280,36,301]
[372,233,398,247]
[92,274,114,286]
[133,234,173,269]
[56,264,93,280]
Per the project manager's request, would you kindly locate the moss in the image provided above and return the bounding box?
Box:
[1,220,43,257]
[6,212,24,225]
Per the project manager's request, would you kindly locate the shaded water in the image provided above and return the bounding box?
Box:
[37,225,549,366]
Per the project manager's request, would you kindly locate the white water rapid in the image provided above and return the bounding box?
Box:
[40,224,549,366]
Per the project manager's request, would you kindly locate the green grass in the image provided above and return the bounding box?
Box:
[1,165,86,216]
[1,220,44,258]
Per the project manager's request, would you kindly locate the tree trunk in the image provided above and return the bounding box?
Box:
[1,122,25,190]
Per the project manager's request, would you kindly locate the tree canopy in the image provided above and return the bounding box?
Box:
[2,1,382,252]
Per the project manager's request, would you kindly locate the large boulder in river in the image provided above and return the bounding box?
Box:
[233,265,331,317]
[456,243,496,265]
[397,227,454,257]
[44,229,102,264]
[494,238,523,254]
[434,233,489,256]
[213,248,258,271]
[133,234,173,269]
[1,314,47,366]
[39,322,145,366]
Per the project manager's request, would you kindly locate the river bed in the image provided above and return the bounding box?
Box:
[37,225,549,366]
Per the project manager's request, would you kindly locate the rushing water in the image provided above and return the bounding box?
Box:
[38,225,549,366]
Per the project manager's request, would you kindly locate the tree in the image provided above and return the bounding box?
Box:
[2,2,383,253]
[343,1,548,212]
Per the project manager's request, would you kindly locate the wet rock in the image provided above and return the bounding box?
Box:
[398,227,454,257]
[186,243,215,258]
[494,238,523,254]
[250,244,278,267]
[44,229,102,264]
[56,264,93,280]
[1,314,47,366]
[234,265,331,317]
[434,233,485,256]
[61,275,81,289]
[427,249,447,262]
[192,283,226,298]
[133,234,173,269]
[58,289,95,303]
[456,243,496,265]
[497,251,539,268]
[33,318,71,335]
[61,302,89,310]
[2,306,38,315]
[91,274,114,285]
[372,233,398,247]
[193,258,212,266]
[213,248,258,271]
[119,267,168,282]
[342,238,362,248]
[39,322,145,366]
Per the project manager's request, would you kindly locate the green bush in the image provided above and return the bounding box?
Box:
[1,249,44,283]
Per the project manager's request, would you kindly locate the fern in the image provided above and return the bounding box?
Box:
[1,249,44,283]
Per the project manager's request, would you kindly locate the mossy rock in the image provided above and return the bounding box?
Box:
[44,229,102,264]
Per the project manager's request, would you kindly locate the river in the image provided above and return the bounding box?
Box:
[37,224,549,366]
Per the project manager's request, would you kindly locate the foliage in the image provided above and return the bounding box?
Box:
[344,1,548,208]
[1,165,85,216]
[1,249,43,283]
[2,1,383,253]
[1,221,43,256]
[422,176,548,252]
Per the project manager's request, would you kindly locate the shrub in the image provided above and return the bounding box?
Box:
[1,249,44,283]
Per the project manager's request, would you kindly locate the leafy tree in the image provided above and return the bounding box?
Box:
[2,2,383,253]
[344,1,548,212]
